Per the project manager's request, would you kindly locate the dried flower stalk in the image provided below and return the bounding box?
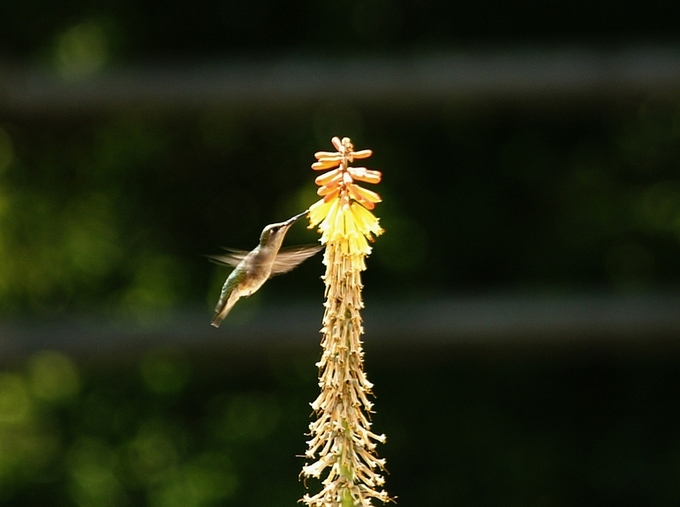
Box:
[302,137,390,506]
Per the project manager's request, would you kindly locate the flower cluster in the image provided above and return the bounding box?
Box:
[308,137,384,258]
[302,137,390,506]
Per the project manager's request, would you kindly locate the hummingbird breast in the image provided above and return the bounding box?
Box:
[239,250,274,293]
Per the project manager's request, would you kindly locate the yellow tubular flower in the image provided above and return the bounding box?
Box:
[302,137,390,507]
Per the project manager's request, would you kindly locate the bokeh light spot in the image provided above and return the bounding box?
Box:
[63,193,121,279]
[125,420,179,483]
[55,20,109,79]
[120,254,187,318]
[28,350,80,403]
[140,348,191,395]
[147,452,238,507]
[67,437,124,507]
[0,374,32,424]
[216,393,281,441]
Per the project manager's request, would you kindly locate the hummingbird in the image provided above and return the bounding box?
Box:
[209,210,322,327]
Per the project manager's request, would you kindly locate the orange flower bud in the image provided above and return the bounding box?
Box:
[348,167,382,184]
[314,151,340,160]
[314,168,342,186]
[317,182,339,196]
[322,187,340,202]
[311,158,341,170]
[350,149,373,160]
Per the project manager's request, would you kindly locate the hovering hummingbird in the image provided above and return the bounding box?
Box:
[209,210,322,327]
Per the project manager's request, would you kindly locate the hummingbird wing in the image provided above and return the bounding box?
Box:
[269,245,323,276]
[206,248,250,268]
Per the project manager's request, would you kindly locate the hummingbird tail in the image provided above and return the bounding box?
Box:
[210,314,224,328]
[211,293,237,328]
[211,306,232,327]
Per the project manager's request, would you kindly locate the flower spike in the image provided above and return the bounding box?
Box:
[301,137,390,506]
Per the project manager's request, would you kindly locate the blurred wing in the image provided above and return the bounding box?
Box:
[270,245,323,276]
[206,248,249,268]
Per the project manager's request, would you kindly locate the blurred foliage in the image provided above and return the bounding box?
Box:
[3,97,680,316]
[0,347,678,505]
[0,1,679,317]
[2,1,680,505]
[0,347,313,506]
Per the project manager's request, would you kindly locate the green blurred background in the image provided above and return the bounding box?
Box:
[2,0,680,505]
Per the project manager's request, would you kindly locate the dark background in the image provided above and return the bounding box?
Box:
[1,1,680,505]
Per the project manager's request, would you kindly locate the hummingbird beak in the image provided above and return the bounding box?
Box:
[282,210,308,227]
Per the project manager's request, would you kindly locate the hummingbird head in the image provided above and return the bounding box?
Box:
[258,210,308,247]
